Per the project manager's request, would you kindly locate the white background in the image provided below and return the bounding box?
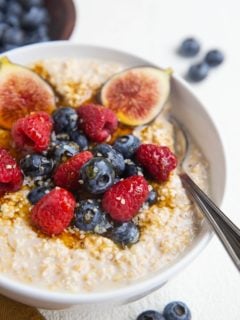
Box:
[42,0,240,319]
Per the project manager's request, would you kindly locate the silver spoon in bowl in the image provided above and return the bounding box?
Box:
[170,116,240,271]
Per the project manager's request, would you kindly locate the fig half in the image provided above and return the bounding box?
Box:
[0,57,56,129]
[100,67,171,126]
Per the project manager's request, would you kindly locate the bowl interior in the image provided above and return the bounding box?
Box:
[45,0,76,40]
[0,42,226,307]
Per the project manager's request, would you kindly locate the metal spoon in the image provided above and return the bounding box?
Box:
[170,116,240,271]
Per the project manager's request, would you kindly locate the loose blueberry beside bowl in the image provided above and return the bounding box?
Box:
[187,62,209,82]
[179,38,200,57]
[163,301,191,320]
[205,49,224,67]
[137,310,166,320]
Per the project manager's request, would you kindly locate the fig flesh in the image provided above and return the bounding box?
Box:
[0,56,56,129]
[100,67,171,126]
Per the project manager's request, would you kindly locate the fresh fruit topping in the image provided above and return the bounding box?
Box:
[110,222,140,246]
[27,186,51,205]
[80,157,115,194]
[74,199,113,234]
[147,188,158,205]
[0,148,23,195]
[205,49,224,67]
[53,151,93,190]
[78,104,118,143]
[48,140,80,165]
[163,301,191,320]
[31,187,76,236]
[20,154,54,178]
[102,176,148,222]
[124,159,143,177]
[52,107,78,134]
[0,57,55,129]
[187,62,209,82]
[11,111,52,152]
[136,144,177,182]
[92,144,125,176]
[70,130,88,150]
[137,310,166,320]
[178,38,200,57]
[100,67,170,126]
[113,134,140,159]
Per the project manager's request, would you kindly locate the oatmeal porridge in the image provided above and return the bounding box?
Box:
[0,58,208,293]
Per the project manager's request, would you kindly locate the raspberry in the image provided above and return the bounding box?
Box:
[11,111,53,153]
[31,187,76,236]
[0,148,23,196]
[136,144,177,182]
[78,104,118,142]
[102,176,149,222]
[53,151,93,190]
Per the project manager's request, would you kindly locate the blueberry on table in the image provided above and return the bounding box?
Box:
[163,301,191,320]
[7,1,23,17]
[113,134,140,159]
[74,199,113,234]
[205,49,224,67]
[110,222,140,246]
[20,154,54,178]
[80,157,115,194]
[22,7,49,29]
[20,0,44,8]
[27,186,51,204]
[70,130,89,150]
[52,107,78,134]
[2,27,25,46]
[178,38,200,57]
[137,310,166,320]
[187,62,209,82]
[93,144,125,176]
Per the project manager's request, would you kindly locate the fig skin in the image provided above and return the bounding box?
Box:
[100,67,171,126]
[0,56,56,129]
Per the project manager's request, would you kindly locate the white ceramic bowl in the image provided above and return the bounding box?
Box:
[0,42,226,310]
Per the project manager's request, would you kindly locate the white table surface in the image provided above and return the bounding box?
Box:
[41,0,240,319]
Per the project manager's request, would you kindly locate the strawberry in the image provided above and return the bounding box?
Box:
[102,176,149,222]
[31,187,76,236]
[11,111,53,153]
[53,151,93,190]
[78,104,118,142]
[136,144,177,182]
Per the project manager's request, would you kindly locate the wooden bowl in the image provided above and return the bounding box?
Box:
[45,0,76,40]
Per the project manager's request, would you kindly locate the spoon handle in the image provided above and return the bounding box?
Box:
[180,173,240,271]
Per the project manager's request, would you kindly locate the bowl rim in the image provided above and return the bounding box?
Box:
[0,41,226,304]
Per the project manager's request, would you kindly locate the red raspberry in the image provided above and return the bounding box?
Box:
[11,111,53,153]
[31,187,76,236]
[53,151,93,190]
[136,144,177,182]
[102,176,149,222]
[0,148,23,196]
[78,104,118,142]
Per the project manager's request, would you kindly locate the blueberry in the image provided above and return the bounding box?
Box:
[179,38,200,57]
[3,44,18,51]
[93,144,125,176]
[20,154,54,178]
[7,1,23,17]
[49,141,80,165]
[205,49,224,67]
[2,27,25,46]
[113,135,140,159]
[54,133,71,142]
[137,310,166,320]
[70,130,88,150]
[147,189,158,205]
[5,15,21,28]
[37,24,50,41]
[20,0,44,8]
[74,200,113,234]
[22,7,49,29]
[27,186,51,204]
[52,107,78,134]
[0,23,8,40]
[110,222,140,246]
[187,62,209,82]
[124,159,143,177]
[163,301,191,320]
[0,0,6,10]
[80,157,115,194]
